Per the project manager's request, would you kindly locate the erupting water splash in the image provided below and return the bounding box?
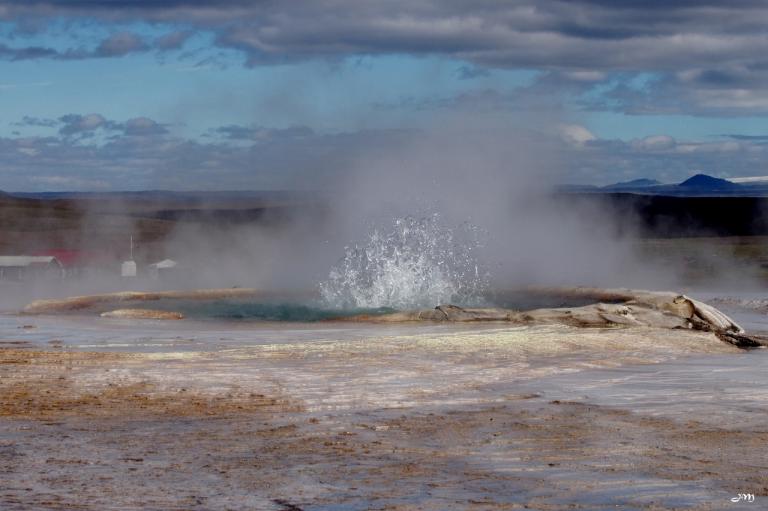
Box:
[319,215,489,309]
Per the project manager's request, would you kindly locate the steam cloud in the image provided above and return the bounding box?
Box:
[156,113,683,303]
[4,113,726,310]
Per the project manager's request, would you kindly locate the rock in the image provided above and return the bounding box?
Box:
[100,309,185,320]
[508,302,691,330]
[338,287,755,347]
[340,306,513,323]
[23,288,264,314]
[527,287,744,334]
[434,305,511,321]
[336,311,423,322]
[716,331,768,348]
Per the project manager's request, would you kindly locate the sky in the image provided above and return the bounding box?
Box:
[1,0,768,191]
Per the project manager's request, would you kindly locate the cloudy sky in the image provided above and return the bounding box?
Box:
[1,0,768,191]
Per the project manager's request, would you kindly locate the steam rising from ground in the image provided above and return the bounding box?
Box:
[2,116,713,311]
[317,118,678,302]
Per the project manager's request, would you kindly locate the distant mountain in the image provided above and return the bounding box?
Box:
[604,178,662,190]
[678,174,741,190]
[562,173,767,196]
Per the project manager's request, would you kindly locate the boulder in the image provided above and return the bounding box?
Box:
[23,288,264,314]
[340,287,759,347]
[100,309,185,320]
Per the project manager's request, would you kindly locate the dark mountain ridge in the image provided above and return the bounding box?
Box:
[604,178,662,190]
[585,174,761,197]
[678,174,741,190]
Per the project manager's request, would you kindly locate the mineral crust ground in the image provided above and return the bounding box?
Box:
[2,318,767,510]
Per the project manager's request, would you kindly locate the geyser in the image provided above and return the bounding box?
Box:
[319,214,489,309]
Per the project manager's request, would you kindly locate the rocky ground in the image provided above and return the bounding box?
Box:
[1,324,766,510]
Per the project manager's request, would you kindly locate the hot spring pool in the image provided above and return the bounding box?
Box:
[140,299,397,322]
[93,290,618,323]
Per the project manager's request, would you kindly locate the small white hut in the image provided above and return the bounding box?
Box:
[121,235,137,277]
[121,260,137,277]
[148,259,178,279]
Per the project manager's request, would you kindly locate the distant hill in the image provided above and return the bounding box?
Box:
[9,190,313,201]
[0,189,327,257]
[678,174,741,190]
[5,190,322,213]
[566,173,763,197]
[604,178,662,190]
[560,193,768,238]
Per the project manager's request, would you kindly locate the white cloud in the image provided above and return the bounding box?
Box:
[563,71,606,82]
[17,147,39,156]
[558,124,596,146]
[632,135,675,151]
